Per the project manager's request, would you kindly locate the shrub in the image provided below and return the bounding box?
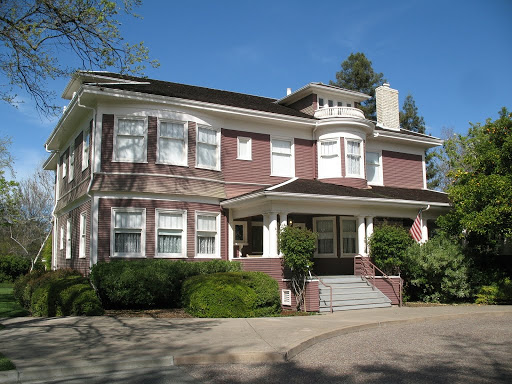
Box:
[475,278,512,304]
[0,255,31,282]
[368,224,414,275]
[403,235,470,302]
[182,272,280,318]
[42,235,53,271]
[90,259,242,309]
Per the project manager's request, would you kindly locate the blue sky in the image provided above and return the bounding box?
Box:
[1,0,510,181]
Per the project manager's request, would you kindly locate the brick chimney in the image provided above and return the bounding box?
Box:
[376,83,399,130]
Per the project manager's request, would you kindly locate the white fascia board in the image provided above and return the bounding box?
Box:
[220,192,267,208]
[45,92,80,149]
[62,71,148,99]
[277,83,370,105]
[375,130,443,148]
[82,86,316,128]
[266,177,298,191]
[42,152,58,170]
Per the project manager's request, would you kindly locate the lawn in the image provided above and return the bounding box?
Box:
[0,283,29,318]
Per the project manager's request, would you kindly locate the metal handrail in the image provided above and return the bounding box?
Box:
[310,271,333,313]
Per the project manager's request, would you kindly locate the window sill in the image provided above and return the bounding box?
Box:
[195,255,221,259]
[270,174,294,178]
[111,160,148,164]
[78,256,86,259]
[155,162,189,168]
[236,157,252,161]
[196,165,221,172]
[111,254,146,258]
[155,254,188,258]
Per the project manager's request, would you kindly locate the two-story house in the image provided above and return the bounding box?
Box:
[43,71,450,311]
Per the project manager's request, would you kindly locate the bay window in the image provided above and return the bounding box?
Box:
[197,126,219,170]
[346,139,362,177]
[158,120,187,166]
[196,212,220,258]
[112,208,145,257]
[271,138,294,177]
[156,209,186,258]
[114,117,147,162]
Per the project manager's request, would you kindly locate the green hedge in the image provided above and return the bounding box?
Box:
[13,270,103,316]
[476,278,512,304]
[0,255,31,283]
[182,272,281,318]
[90,259,242,309]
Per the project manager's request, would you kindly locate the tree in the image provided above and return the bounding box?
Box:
[330,52,386,120]
[399,94,426,134]
[438,107,512,256]
[0,0,158,115]
[0,136,19,227]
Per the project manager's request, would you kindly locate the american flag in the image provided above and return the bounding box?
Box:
[410,209,423,243]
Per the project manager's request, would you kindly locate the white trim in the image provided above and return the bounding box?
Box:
[270,137,295,177]
[94,192,221,205]
[110,207,146,258]
[266,177,298,191]
[60,225,64,250]
[90,195,99,267]
[313,216,337,258]
[66,218,72,259]
[68,141,75,182]
[366,150,383,186]
[82,126,90,171]
[281,289,292,306]
[345,138,364,178]
[79,211,87,258]
[237,136,252,161]
[112,116,148,163]
[156,118,188,167]
[195,211,221,259]
[93,112,102,173]
[196,125,221,171]
[155,209,187,258]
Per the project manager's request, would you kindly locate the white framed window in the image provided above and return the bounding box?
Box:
[156,209,187,258]
[196,126,220,170]
[62,154,67,179]
[233,221,247,245]
[318,98,324,108]
[337,101,343,107]
[68,143,75,182]
[313,217,337,257]
[341,219,357,255]
[366,151,382,185]
[328,99,334,107]
[157,120,187,166]
[113,117,147,163]
[60,226,64,250]
[318,139,341,179]
[346,139,363,177]
[111,208,146,258]
[281,289,292,306]
[82,128,90,171]
[66,218,72,259]
[237,137,252,160]
[196,212,220,258]
[79,212,87,258]
[271,138,294,177]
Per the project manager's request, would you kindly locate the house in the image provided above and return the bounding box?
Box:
[43,72,450,311]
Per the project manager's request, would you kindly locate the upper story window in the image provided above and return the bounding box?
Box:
[346,139,363,178]
[318,98,324,108]
[61,153,67,179]
[328,100,334,107]
[313,217,337,257]
[68,143,75,182]
[196,126,220,170]
[114,117,147,163]
[366,151,382,185]
[337,101,343,107]
[156,209,187,258]
[112,208,145,258]
[66,218,72,259]
[82,128,90,171]
[196,212,220,258]
[237,137,252,160]
[271,138,294,177]
[158,120,187,166]
[79,212,87,259]
[318,139,340,179]
[60,225,64,250]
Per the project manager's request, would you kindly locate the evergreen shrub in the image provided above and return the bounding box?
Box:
[475,278,512,304]
[368,224,414,275]
[0,255,31,282]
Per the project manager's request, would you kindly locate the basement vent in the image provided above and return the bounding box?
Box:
[281,289,292,306]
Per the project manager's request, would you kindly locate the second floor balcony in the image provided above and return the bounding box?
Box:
[314,106,365,120]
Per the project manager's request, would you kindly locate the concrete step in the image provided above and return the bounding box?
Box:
[319,282,371,290]
[320,296,391,307]
[319,291,386,301]
[318,275,364,284]
[319,301,391,312]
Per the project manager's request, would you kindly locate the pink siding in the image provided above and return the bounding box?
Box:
[295,138,315,179]
[382,150,423,189]
[373,277,402,305]
[97,198,225,261]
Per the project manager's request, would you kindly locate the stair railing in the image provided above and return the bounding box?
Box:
[354,255,403,307]
[310,270,333,313]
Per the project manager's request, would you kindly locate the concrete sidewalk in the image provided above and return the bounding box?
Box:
[1,305,512,383]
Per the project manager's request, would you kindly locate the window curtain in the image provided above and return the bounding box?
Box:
[115,233,141,253]
[321,141,337,156]
[158,233,181,253]
[117,119,145,162]
[115,211,142,228]
[272,140,292,176]
[342,220,357,254]
[366,152,380,183]
[197,127,217,168]
[347,141,361,175]
[317,219,334,254]
[159,122,185,164]
[198,236,216,254]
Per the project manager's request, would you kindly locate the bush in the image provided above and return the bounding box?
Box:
[90,259,242,309]
[403,235,470,302]
[475,278,512,304]
[41,235,52,271]
[14,270,103,316]
[368,225,414,275]
[0,255,31,282]
[182,272,280,318]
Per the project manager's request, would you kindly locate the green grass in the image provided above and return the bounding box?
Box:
[0,283,29,318]
[0,353,15,371]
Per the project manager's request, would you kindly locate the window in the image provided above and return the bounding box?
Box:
[346,140,362,177]
[66,219,72,259]
[342,219,357,254]
[318,139,340,178]
[196,212,220,258]
[271,138,294,177]
[237,137,252,160]
[158,120,187,165]
[318,98,324,108]
[79,212,87,258]
[82,129,90,171]
[328,100,334,107]
[114,117,147,162]
[337,101,343,107]
[62,154,67,179]
[313,217,336,257]
[347,103,352,107]
[112,208,145,257]
[366,151,382,185]
[156,209,186,258]
[60,226,64,250]
[196,126,219,170]
[68,143,75,182]
[233,221,247,244]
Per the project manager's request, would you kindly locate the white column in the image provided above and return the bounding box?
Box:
[279,212,288,230]
[357,216,366,256]
[263,213,270,257]
[365,216,374,254]
[268,212,279,258]
[228,209,234,260]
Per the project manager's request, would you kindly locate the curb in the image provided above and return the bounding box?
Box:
[0,310,510,383]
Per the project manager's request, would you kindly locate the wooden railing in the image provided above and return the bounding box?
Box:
[354,255,403,307]
[310,271,333,313]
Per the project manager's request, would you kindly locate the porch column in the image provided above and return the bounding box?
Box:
[357,216,366,256]
[263,213,270,257]
[279,212,288,257]
[228,209,234,260]
[268,212,279,258]
[365,216,374,254]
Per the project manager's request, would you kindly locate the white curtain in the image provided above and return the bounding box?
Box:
[198,236,215,254]
[115,211,142,228]
[272,140,292,176]
[366,152,380,183]
[117,119,145,162]
[118,119,144,135]
[159,122,185,164]
[197,215,216,231]
[158,233,181,253]
[197,127,217,168]
[115,233,141,253]
[238,137,250,159]
[317,219,334,254]
[159,213,182,229]
[347,141,361,175]
[320,141,337,156]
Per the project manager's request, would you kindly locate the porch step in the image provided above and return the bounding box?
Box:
[317,275,391,312]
